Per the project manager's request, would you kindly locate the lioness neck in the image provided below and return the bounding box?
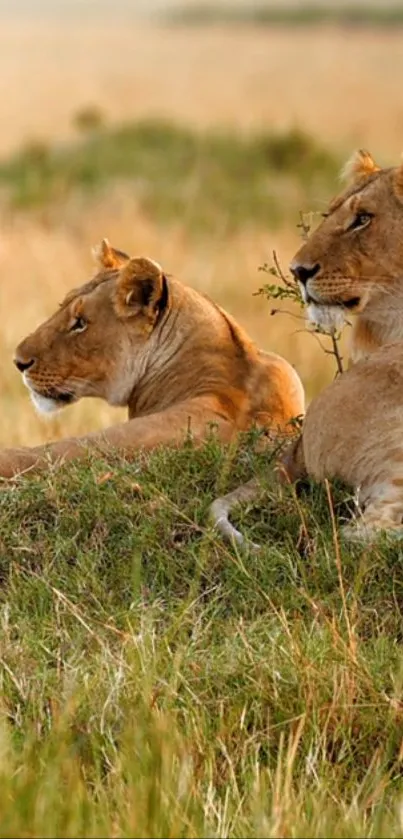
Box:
[126,278,259,419]
[351,293,403,364]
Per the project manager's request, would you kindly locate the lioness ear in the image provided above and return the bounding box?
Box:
[92,238,130,270]
[340,149,380,183]
[115,257,167,327]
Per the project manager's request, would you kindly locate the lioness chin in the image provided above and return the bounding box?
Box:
[0,239,304,479]
[211,150,403,544]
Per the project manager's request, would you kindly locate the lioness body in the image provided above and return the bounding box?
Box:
[212,151,403,543]
[0,240,304,478]
[289,150,403,538]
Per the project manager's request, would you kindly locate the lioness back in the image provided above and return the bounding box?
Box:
[257,350,304,431]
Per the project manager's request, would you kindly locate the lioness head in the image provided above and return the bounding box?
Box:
[14,240,169,414]
[290,150,403,337]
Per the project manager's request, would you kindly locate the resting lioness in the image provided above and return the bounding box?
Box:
[211,150,403,543]
[0,239,304,478]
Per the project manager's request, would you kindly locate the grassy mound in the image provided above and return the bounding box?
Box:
[1,433,403,836]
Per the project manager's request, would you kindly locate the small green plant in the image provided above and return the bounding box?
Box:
[19,139,50,165]
[255,214,345,376]
[72,105,106,134]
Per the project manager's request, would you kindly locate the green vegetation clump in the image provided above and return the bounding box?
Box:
[72,105,106,135]
[1,432,403,836]
[0,120,339,231]
[166,3,403,28]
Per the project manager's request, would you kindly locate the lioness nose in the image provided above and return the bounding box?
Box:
[290,262,320,285]
[14,356,35,373]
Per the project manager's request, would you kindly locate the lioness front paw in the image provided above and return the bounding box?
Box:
[341,521,375,543]
[341,520,403,543]
[0,448,39,479]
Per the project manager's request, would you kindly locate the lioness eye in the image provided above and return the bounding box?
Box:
[70,316,87,333]
[350,211,373,230]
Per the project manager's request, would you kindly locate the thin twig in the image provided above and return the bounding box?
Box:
[329,330,344,376]
[296,211,312,242]
[270,308,307,321]
[272,249,295,289]
[258,235,346,378]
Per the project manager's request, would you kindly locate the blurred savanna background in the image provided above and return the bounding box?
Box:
[1,0,402,445]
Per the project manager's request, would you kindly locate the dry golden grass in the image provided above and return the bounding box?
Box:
[0,19,396,448]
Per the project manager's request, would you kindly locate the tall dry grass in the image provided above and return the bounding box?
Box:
[2,23,403,156]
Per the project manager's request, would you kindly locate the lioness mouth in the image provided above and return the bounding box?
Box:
[32,386,75,406]
[23,373,76,407]
[343,297,361,310]
[25,384,76,416]
[33,387,75,405]
[54,392,75,405]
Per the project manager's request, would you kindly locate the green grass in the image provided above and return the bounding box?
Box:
[1,431,403,836]
[0,120,339,232]
[165,3,403,28]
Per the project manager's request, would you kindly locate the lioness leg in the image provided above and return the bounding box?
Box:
[0,397,235,479]
[209,435,305,547]
[209,478,263,547]
[341,481,403,542]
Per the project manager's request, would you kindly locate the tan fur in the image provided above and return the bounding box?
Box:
[299,341,403,540]
[0,241,304,479]
[211,152,403,544]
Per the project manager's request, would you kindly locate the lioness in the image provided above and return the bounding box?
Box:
[211,150,403,543]
[0,239,304,478]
